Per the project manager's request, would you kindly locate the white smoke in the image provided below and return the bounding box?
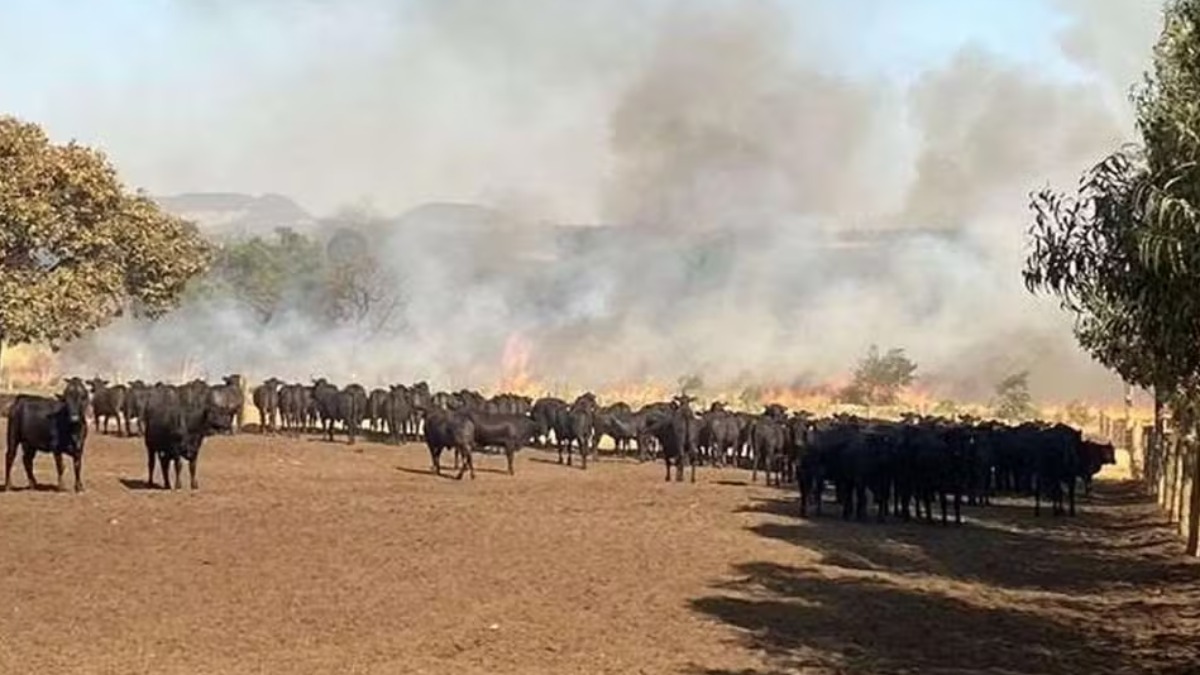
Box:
[37,0,1162,403]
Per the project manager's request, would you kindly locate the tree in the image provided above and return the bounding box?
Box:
[0,116,211,353]
[992,371,1037,422]
[197,227,325,323]
[1025,0,1200,552]
[840,345,917,406]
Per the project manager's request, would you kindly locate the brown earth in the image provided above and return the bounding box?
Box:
[0,427,1197,675]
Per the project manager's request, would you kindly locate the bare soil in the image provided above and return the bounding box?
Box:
[0,426,1197,674]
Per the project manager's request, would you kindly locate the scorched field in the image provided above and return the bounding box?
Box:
[1,427,1198,675]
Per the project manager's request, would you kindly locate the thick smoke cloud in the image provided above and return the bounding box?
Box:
[52,0,1161,404]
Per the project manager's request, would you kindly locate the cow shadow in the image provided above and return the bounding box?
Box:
[118,478,160,491]
[687,561,1134,675]
[691,480,1200,674]
[1,483,67,493]
[394,467,458,480]
[526,456,587,470]
[738,493,1199,594]
[393,465,511,479]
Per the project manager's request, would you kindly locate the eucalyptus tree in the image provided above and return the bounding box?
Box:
[1025,0,1200,551]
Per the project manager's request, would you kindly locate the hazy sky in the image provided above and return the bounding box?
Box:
[13,1,1171,401]
[0,0,1153,218]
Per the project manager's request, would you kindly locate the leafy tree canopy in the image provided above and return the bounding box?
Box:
[992,371,1037,422]
[840,345,917,406]
[1025,0,1200,398]
[0,116,212,347]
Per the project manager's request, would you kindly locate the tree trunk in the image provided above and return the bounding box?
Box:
[1181,393,1200,556]
[0,336,6,390]
[1153,389,1166,492]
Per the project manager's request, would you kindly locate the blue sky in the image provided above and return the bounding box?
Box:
[0,0,1085,111]
[0,0,1084,96]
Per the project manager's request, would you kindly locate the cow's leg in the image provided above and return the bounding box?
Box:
[581,436,589,471]
[505,444,515,476]
[939,491,949,525]
[173,458,182,491]
[72,453,84,492]
[146,446,157,488]
[4,439,17,491]
[455,445,475,480]
[21,449,37,490]
[431,447,442,475]
[53,452,65,491]
[187,458,198,490]
[689,448,696,483]
[664,455,672,482]
[159,454,173,490]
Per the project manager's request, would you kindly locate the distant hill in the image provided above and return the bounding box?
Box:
[155,192,317,238]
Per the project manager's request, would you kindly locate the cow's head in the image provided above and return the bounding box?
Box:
[86,377,108,392]
[60,379,91,426]
[204,405,237,435]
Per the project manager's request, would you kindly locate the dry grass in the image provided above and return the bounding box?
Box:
[0,426,1196,674]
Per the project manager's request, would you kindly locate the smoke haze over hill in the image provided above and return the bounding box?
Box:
[5,0,1163,403]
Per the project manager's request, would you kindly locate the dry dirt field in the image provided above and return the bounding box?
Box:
[1,426,1199,675]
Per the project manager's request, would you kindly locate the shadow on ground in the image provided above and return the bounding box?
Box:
[689,480,1200,675]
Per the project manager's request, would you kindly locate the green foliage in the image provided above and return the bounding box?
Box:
[195,223,402,335]
[196,227,325,323]
[0,116,212,346]
[840,345,917,406]
[1025,1,1200,401]
[992,371,1037,422]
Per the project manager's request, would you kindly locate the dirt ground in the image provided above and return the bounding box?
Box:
[1,427,1198,675]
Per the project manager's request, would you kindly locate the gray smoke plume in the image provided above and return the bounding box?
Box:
[44,0,1162,405]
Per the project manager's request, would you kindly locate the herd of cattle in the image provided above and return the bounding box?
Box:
[3,375,1117,524]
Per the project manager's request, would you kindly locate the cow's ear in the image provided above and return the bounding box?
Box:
[56,394,65,402]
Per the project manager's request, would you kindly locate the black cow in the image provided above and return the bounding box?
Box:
[87,378,127,436]
[1033,423,1083,517]
[423,407,474,479]
[644,396,698,482]
[594,403,638,457]
[209,375,245,434]
[122,381,152,436]
[384,385,414,443]
[143,391,235,490]
[4,379,91,492]
[1078,440,1116,496]
[367,388,390,433]
[311,379,341,442]
[750,405,790,486]
[555,393,597,469]
[340,384,368,445]
[466,411,538,476]
[252,377,284,434]
[531,397,567,448]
